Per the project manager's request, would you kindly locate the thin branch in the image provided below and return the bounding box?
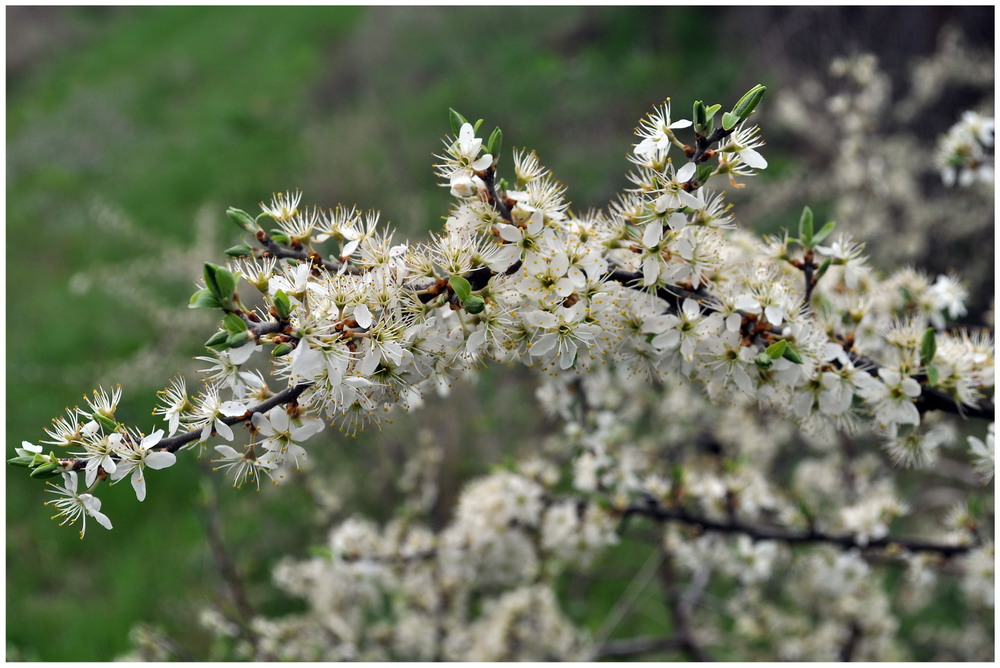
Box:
[839,620,863,661]
[256,231,354,274]
[200,474,273,660]
[690,125,736,166]
[480,166,513,223]
[59,383,313,471]
[622,501,974,557]
[596,634,684,659]
[658,543,711,661]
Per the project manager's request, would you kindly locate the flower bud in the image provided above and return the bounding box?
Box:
[226,207,258,233]
[464,295,486,315]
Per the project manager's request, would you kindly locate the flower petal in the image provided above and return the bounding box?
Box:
[144,451,177,471]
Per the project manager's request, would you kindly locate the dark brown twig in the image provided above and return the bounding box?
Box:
[622,501,974,557]
[658,543,711,661]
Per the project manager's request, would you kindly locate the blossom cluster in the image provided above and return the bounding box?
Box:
[936,110,995,187]
[14,86,994,660]
[759,43,994,284]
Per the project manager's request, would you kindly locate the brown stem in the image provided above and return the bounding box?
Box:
[59,383,313,472]
[622,500,973,557]
[200,473,273,660]
[597,634,685,659]
[658,543,711,661]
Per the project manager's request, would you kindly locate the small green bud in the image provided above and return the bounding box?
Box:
[227,331,250,348]
[464,295,486,314]
[755,352,774,370]
[272,342,295,357]
[226,207,258,233]
[693,101,722,135]
[693,100,708,130]
[273,290,292,320]
[204,331,230,349]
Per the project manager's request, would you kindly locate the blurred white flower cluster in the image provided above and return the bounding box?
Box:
[936,110,995,187]
[18,86,994,660]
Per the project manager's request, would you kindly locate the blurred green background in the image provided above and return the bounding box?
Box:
[6,6,993,660]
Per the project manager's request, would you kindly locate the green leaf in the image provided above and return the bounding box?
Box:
[226,207,257,233]
[93,413,119,431]
[464,295,486,314]
[812,220,837,246]
[204,263,237,304]
[472,118,484,134]
[449,275,473,302]
[268,229,290,245]
[731,83,766,122]
[721,111,740,132]
[204,331,230,349]
[765,339,788,359]
[781,345,804,364]
[926,365,940,387]
[695,163,714,184]
[30,462,63,479]
[704,103,721,122]
[223,313,248,333]
[307,545,333,560]
[448,108,468,135]
[798,206,814,247]
[816,258,832,280]
[227,331,250,348]
[225,243,254,258]
[920,327,937,366]
[487,126,503,158]
[7,456,35,468]
[273,290,292,320]
[693,100,708,132]
[189,288,223,310]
